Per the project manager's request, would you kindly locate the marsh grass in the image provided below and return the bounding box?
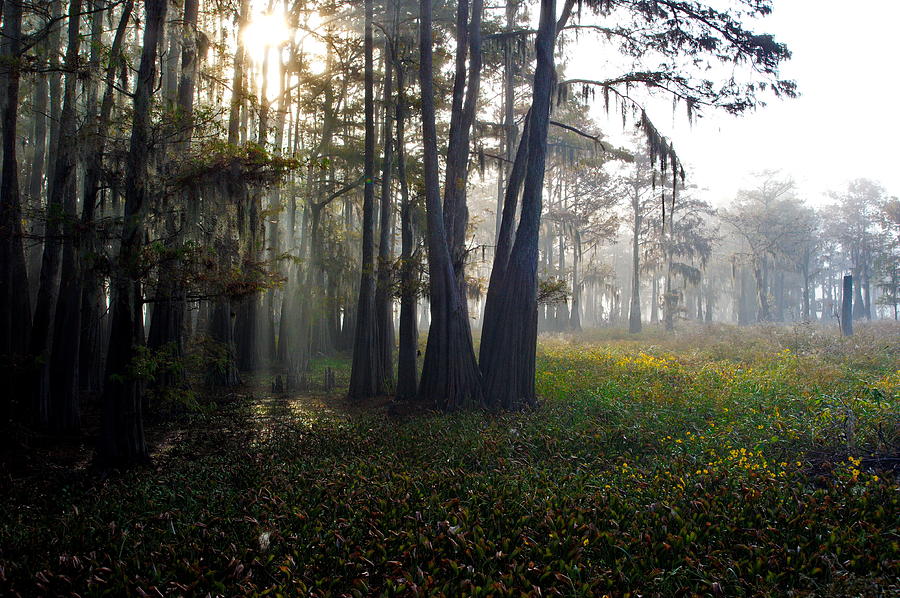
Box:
[1,323,897,596]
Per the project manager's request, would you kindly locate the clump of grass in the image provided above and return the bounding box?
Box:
[536,326,899,459]
[1,324,897,596]
[568,320,900,373]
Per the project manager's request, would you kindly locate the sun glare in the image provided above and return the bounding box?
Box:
[242,8,328,96]
[243,11,291,62]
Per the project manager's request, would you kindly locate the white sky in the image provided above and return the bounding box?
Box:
[567,0,900,207]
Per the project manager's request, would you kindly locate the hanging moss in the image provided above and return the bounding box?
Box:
[173,141,301,196]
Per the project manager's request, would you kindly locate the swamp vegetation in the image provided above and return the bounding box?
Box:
[2,323,899,596]
[1,0,898,594]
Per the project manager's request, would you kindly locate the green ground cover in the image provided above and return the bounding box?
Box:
[2,323,898,597]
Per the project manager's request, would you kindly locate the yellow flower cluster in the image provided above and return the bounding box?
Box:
[872,369,900,396]
[701,446,783,479]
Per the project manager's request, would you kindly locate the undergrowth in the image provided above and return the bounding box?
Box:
[1,323,897,597]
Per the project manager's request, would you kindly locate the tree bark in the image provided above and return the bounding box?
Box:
[235,39,271,373]
[0,0,32,426]
[276,198,309,385]
[484,111,531,297]
[80,0,135,394]
[801,260,811,322]
[146,0,198,387]
[46,0,63,202]
[348,0,383,399]
[264,58,289,367]
[375,14,396,393]
[773,269,785,322]
[228,0,250,146]
[207,296,241,387]
[860,264,872,321]
[664,212,676,332]
[495,0,518,245]
[46,0,85,434]
[416,0,483,409]
[206,0,249,385]
[840,274,853,337]
[570,229,581,331]
[97,0,168,468]
[26,35,49,302]
[30,0,86,426]
[479,0,556,411]
[442,0,484,303]
[628,175,642,333]
[394,56,417,401]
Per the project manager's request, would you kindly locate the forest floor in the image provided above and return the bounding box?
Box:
[1,322,898,597]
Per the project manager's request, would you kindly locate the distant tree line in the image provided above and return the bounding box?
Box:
[554,169,899,333]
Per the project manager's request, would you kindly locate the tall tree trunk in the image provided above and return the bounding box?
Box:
[163,0,180,107]
[301,40,341,359]
[663,201,676,332]
[416,0,483,409]
[276,197,309,384]
[773,269,785,322]
[264,60,289,368]
[801,260,811,322]
[207,296,241,387]
[76,0,104,393]
[628,177,642,333]
[555,228,569,330]
[862,264,872,320]
[80,0,135,394]
[235,42,271,373]
[26,37,49,302]
[754,256,770,322]
[31,0,85,426]
[274,165,297,371]
[495,0,517,245]
[146,0,198,388]
[46,0,85,433]
[0,0,32,427]
[395,59,417,400]
[696,282,704,320]
[348,0,382,399]
[98,0,168,467]
[207,0,249,386]
[375,16,396,393]
[442,0,484,305]
[228,0,250,146]
[570,229,581,331]
[841,274,853,337]
[46,0,63,203]
[479,0,556,411]
[484,111,531,305]
[821,272,833,321]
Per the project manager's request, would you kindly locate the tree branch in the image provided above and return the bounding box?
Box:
[549,120,605,148]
